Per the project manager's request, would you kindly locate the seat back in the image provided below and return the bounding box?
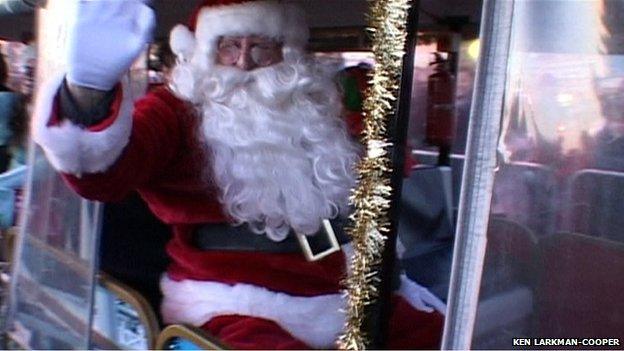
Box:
[536,232,624,338]
[156,324,226,350]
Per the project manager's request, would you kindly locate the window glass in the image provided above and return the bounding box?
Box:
[5,2,101,349]
[472,1,624,347]
[399,31,480,303]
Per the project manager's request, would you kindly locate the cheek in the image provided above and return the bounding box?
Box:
[272,49,284,63]
[216,53,230,66]
[254,49,284,66]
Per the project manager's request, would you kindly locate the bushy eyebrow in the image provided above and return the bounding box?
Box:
[218,36,282,45]
[218,37,242,45]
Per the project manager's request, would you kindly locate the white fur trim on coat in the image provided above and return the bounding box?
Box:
[32,72,133,176]
[170,1,308,69]
[160,276,344,349]
[160,247,445,348]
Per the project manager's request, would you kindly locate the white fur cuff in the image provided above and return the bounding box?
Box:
[32,72,133,176]
[160,276,345,349]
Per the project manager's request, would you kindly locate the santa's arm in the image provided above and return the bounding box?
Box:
[60,81,115,127]
[32,72,186,202]
[31,0,177,201]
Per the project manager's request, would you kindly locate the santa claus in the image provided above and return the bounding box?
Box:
[33,0,444,349]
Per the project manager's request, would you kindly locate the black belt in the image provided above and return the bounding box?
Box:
[193,218,351,257]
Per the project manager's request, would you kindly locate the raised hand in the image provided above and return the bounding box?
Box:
[66,0,155,91]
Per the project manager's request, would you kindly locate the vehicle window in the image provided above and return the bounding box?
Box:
[3,2,102,349]
[397,17,481,306]
[472,0,624,347]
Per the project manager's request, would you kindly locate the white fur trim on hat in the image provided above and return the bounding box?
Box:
[171,1,309,69]
[169,24,196,62]
[32,72,133,176]
[160,276,344,349]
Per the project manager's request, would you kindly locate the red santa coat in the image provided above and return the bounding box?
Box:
[33,75,444,349]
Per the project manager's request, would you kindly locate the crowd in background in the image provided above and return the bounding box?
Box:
[0,38,34,233]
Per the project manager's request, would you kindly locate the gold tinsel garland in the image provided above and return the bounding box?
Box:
[338,0,411,349]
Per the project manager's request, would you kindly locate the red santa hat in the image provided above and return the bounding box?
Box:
[169,0,309,67]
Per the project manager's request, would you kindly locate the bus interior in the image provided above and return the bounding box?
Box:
[0,0,623,349]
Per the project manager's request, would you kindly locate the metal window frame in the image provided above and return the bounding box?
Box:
[441,0,515,349]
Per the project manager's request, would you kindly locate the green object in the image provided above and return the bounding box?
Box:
[342,75,363,112]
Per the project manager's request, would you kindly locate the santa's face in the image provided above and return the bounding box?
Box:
[216,35,284,71]
[171,56,360,241]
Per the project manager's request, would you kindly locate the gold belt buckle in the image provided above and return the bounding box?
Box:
[295,219,341,261]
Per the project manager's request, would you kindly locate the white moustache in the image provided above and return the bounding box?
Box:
[180,60,360,241]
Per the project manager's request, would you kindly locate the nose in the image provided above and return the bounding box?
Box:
[235,45,257,71]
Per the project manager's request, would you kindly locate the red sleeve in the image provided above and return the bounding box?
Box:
[62,90,189,202]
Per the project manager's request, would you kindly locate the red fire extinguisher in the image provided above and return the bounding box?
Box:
[426,53,457,158]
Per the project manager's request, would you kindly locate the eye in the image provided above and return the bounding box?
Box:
[255,44,275,51]
[219,42,240,51]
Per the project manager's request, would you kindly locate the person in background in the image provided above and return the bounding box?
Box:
[591,79,624,171]
[4,43,36,171]
[1,49,29,158]
[0,53,9,92]
[148,39,175,90]
[338,62,370,137]
[0,53,28,244]
[32,0,445,348]
[18,41,36,101]
[339,62,417,176]
[0,53,20,172]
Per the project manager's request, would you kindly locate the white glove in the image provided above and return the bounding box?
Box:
[398,274,447,314]
[66,0,155,91]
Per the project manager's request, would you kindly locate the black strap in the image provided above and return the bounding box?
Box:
[59,79,116,127]
[193,218,351,254]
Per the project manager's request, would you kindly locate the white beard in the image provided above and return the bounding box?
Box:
[171,59,360,241]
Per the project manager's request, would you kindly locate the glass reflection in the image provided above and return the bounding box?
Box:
[5,1,101,350]
[473,0,624,348]
[400,30,480,304]
[91,278,158,350]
